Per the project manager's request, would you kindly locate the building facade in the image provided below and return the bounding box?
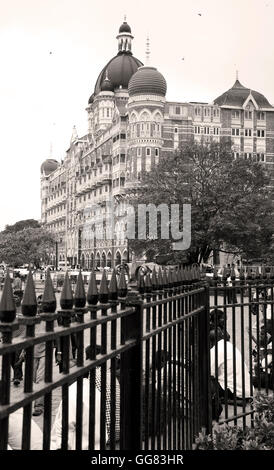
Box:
[40,20,274,269]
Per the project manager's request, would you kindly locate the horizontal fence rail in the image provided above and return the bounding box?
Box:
[0,265,210,451]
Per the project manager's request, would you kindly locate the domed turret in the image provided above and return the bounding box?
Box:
[100,70,114,92]
[119,21,131,34]
[40,159,59,176]
[128,66,167,97]
[89,20,143,99]
[88,93,95,105]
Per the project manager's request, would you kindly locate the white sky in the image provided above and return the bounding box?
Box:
[1,0,274,230]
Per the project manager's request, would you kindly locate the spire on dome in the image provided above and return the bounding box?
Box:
[145,36,150,66]
[70,125,78,144]
[231,70,245,89]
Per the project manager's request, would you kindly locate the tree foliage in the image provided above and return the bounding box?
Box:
[127,141,274,264]
[3,219,40,233]
[0,222,56,267]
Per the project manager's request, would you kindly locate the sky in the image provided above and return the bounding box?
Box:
[1,0,274,230]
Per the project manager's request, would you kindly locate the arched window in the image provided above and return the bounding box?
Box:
[115,251,121,266]
[107,251,112,268]
[96,252,101,268]
[101,252,106,268]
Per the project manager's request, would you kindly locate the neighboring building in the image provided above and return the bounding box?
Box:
[40,20,274,269]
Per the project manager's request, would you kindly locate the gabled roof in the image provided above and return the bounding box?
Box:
[214,79,272,108]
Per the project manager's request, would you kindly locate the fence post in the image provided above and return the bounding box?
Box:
[120,290,143,450]
[198,283,212,434]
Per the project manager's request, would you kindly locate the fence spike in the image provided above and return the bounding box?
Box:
[60,271,74,309]
[246,266,252,280]
[118,269,127,298]
[162,269,168,288]
[158,267,164,290]
[21,269,37,316]
[221,265,227,280]
[239,266,245,280]
[145,272,152,293]
[167,269,173,288]
[185,266,191,283]
[42,268,56,313]
[74,270,86,308]
[255,266,261,281]
[137,271,145,294]
[174,269,179,286]
[87,270,98,305]
[109,270,118,301]
[151,267,158,291]
[230,265,236,280]
[0,270,16,322]
[99,269,109,303]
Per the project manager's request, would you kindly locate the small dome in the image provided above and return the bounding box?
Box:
[119,21,131,34]
[88,93,95,104]
[40,159,59,176]
[101,77,114,92]
[214,79,272,108]
[128,66,167,97]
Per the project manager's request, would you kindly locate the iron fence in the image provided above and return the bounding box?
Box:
[0,266,211,451]
[209,267,274,429]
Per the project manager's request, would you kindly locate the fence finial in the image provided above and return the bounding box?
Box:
[109,270,118,301]
[87,270,98,305]
[42,268,56,313]
[99,269,109,304]
[0,270,16,322]
[151,267,158,291]
[173,269,179,286]
[167,269,173,288]
[137,271,145,294]
[239,266,245,280]
[158,267,164,290]
[60,271,74,309]
[74,270,86,308]
[21,269,37,316]
[145,272,152,293]
[162,269,168,288]
[118,269,128,298]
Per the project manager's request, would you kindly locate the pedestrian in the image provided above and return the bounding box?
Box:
[210,327,252,402]
[0,380,43,450]
[9,314,25,386]
[13,273,23,305]
[50,345,120,450]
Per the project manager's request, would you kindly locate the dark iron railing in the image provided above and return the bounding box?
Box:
[210,266,274,429]
[0,266,211,451]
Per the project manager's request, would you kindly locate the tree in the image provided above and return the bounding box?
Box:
[127,141,274,265]
[3,219,40,233]
[0,224,56,267]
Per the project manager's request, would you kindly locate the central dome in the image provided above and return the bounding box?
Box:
[94,53,143,95]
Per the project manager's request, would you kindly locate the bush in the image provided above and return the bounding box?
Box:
[194,394,274,450]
